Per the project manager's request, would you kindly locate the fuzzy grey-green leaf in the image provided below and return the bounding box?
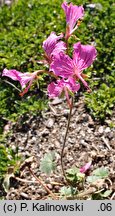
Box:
[92,167,109,178]
[40,152,56,175]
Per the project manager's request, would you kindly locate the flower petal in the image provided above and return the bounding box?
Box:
[42,32,64,62]
[64,77,80,92]
[73,42,97,71]
[2,69,37,90]
[51,41,66,58]
[62,2,84,34]
[50,52,74,78]
[2,68,23,82]
[47,81,62,98]
[80,161,92,173]
[47,77,80,99]
[20,78,35,96]
[19,71,37,88]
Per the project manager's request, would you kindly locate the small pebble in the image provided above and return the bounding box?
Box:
[45,118,55,128]
[98,126,104,134]
[105,127,111,133]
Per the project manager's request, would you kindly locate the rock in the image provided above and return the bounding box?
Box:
[51,98,63,105]
[20,192,29,199]
[80,130,85,137]
[68,137,75,144]
[54,185,60,191]
[98,126,104,134]
[105,127,111,133]
[86,3,96,9]
[37,189,47,196]
[3,121,12,134]
[83,114,89,122]
[52,128,57,134]
[87,128,93,134]
[80,139,88,147]
[63,109,69,117]
[54,140,60,148]
[88,116,95,127]
[108,132,114,139]
[5,0,12,6]
[47,184,53,190]
[86,3,102,10]
[45,118,55,128]
[39,128,49,136]
[29,137,37,144]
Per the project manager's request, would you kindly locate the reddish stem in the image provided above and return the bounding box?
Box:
[60,97,74,180]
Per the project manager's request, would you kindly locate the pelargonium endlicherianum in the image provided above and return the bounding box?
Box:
[1,1,97,181]
[2,1,97,107]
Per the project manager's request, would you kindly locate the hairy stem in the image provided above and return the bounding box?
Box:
[36,70,58,80]
[61,97,74,180]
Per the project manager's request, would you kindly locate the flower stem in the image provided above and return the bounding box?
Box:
[35,70,59,79]
[61,97,74,180]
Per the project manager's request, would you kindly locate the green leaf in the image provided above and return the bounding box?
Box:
[66,167,85,184]
[66,167,79,175]
[40,152,56,175]
[92,193,103,200]
[101,190,112,198]
[3,172,14,193]
[77,172,85,182]
[60,186,76,197]
[87,167,109,183]
[92,167,109,178]
[87,175,101,183]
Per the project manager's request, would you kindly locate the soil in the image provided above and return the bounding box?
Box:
[1,95,115,200]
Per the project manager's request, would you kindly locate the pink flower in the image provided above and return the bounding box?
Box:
[47,77,80,106]
[80,161,92,173]
[2,68,38,96]
[42,32,66,63]
[62,2,84,39]
[50,42,97,90]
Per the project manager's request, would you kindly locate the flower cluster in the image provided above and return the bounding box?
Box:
[2,1,97,107]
